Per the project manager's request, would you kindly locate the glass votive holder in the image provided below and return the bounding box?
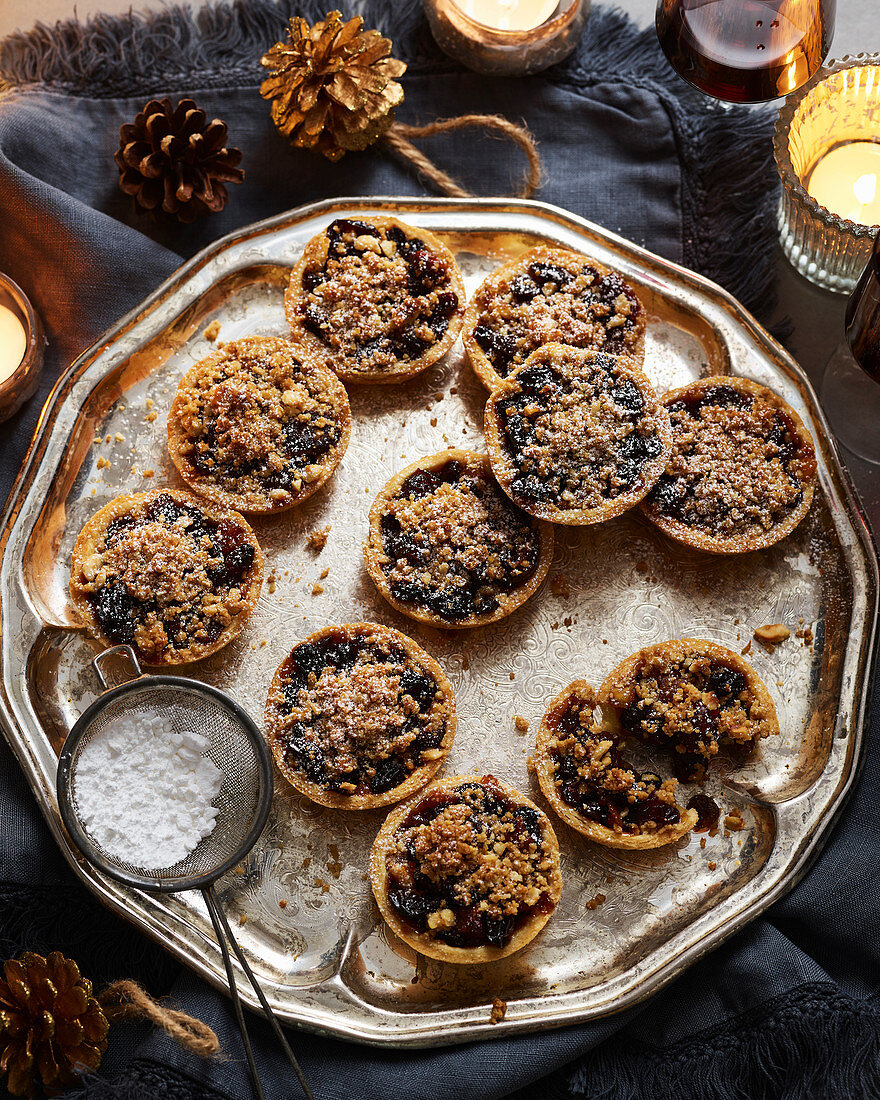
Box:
[421,0,588,76]
[0,273,45,421]
[774,55,880,293]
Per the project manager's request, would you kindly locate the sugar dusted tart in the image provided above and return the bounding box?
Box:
[265,623,456,810]
[364,449,553,629]
[285,215,465,384]
[370,774,562,963]
[597,639,779,783]
[640,376,817,553]
[484,343,671,525]
[69,488,263,666]
[167,336,350,514]
[463,245,646,391]
[534,681,697,849]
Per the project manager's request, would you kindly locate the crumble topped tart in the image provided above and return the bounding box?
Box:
[463,245,646,391]
[640,376,817,553]
[264,623,456,810]
[370,774,562,963]
[167,336,351,514]
[535,681,697,849]
[285,216,465,384]
[484,343,672,525]
[364,449,553,628]
[598,639,779,783]
[69,488,263,665]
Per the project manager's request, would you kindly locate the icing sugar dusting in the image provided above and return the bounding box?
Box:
[74,710,223,869]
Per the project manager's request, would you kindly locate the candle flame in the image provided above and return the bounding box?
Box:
[853,173,877,207]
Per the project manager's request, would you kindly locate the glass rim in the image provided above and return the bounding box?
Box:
[773,52,880,238]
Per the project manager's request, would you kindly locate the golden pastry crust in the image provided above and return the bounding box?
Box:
[534,681,697,849]
[639,376,817,553]
[484,343,672,525]
[597,639,779,783]
[167,336,351,514]
[285,215,465,384]
[370,774,562,964]
[463,245,646,391]
[69,488,263,666]
[265,622,456,810]
[363,449,554,629]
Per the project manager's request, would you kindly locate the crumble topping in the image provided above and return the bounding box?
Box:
[292,219,460,375]
[609,649,775,782]
[170,337,347,511]
[269,627,448,798]
[491,346,666,513]
[545,686,681,834]
[385,777,556,949]
[73,491,258,663]
[647,383,815,542]
[377,456,542,622]
[470,247,643,381]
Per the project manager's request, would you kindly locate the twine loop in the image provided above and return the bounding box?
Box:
[383,114,542,198]
[99,980,220,1058]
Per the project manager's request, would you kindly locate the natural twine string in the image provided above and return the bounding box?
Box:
[383,114,542,199]
[99,980,220,1058]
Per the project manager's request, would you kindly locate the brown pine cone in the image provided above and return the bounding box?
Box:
[260,11,406,161]
[115,98,245,225]
[0,952,109,1098]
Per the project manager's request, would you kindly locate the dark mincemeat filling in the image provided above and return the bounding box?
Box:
[474,261,641,378]
[277,631,444,796]
[649,385,806,525]
[190,367,341,494]
[90,493,255,648]
[299,219,459,365]
[380,458,541,621]
[388,779,553,949]
[619,663,749,782]
[548,701,681,833]
[497,356,663,506]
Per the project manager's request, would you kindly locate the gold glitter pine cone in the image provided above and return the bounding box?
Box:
[115,97,245,225]
[260,10,407,161]
[0,952,109,1098]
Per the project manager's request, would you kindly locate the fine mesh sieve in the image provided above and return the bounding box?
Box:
[56,645,313,1100]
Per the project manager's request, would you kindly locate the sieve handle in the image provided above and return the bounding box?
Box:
[92,645,144,690]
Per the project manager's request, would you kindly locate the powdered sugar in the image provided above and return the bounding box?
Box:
[74,709,223,869]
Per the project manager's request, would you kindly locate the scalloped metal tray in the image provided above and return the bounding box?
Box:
[0,197,876,1046]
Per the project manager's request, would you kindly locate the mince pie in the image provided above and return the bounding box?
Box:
[69,488,263,665]
[534,681,697,849]
[364,449,553,628]
[484,343,671,525]
[370,774,562,963]
[597,639,779,783]
[640,376,817,553]
[285,216,465,384]
[463,245,646,391]
[265,623,456,810]
[167,336,350,514]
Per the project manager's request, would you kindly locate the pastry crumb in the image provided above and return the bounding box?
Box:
[143,468,154,478]
[741,640,752,655]
[311,582,324,596]
[490,998,507,1025]
[320,567,329,579]
[278,899,287,909]
[514,715,529,732]
[753,623,790,650]
[306,525,331,552]
[724,808,745,831]
[114,432,125,443]
[204,319,222,341]
[96,456,110,470]
[145,411,158,422]
[585,892,606,911]
[239,914,247,925]
[267,574,277,594]
[708,861,717,871]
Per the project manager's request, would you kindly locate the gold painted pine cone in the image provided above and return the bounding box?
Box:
[115,97,244,224]
[0,952,109,1098]
[260,10,407,161]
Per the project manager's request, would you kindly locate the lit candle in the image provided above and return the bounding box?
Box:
[453,0,559,32]
[806,142,880,227]
[0,303,27,384]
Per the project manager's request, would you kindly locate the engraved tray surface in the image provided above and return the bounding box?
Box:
[1,198,877,1047]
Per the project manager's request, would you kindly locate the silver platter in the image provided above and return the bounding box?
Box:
[0,198,876,1046]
